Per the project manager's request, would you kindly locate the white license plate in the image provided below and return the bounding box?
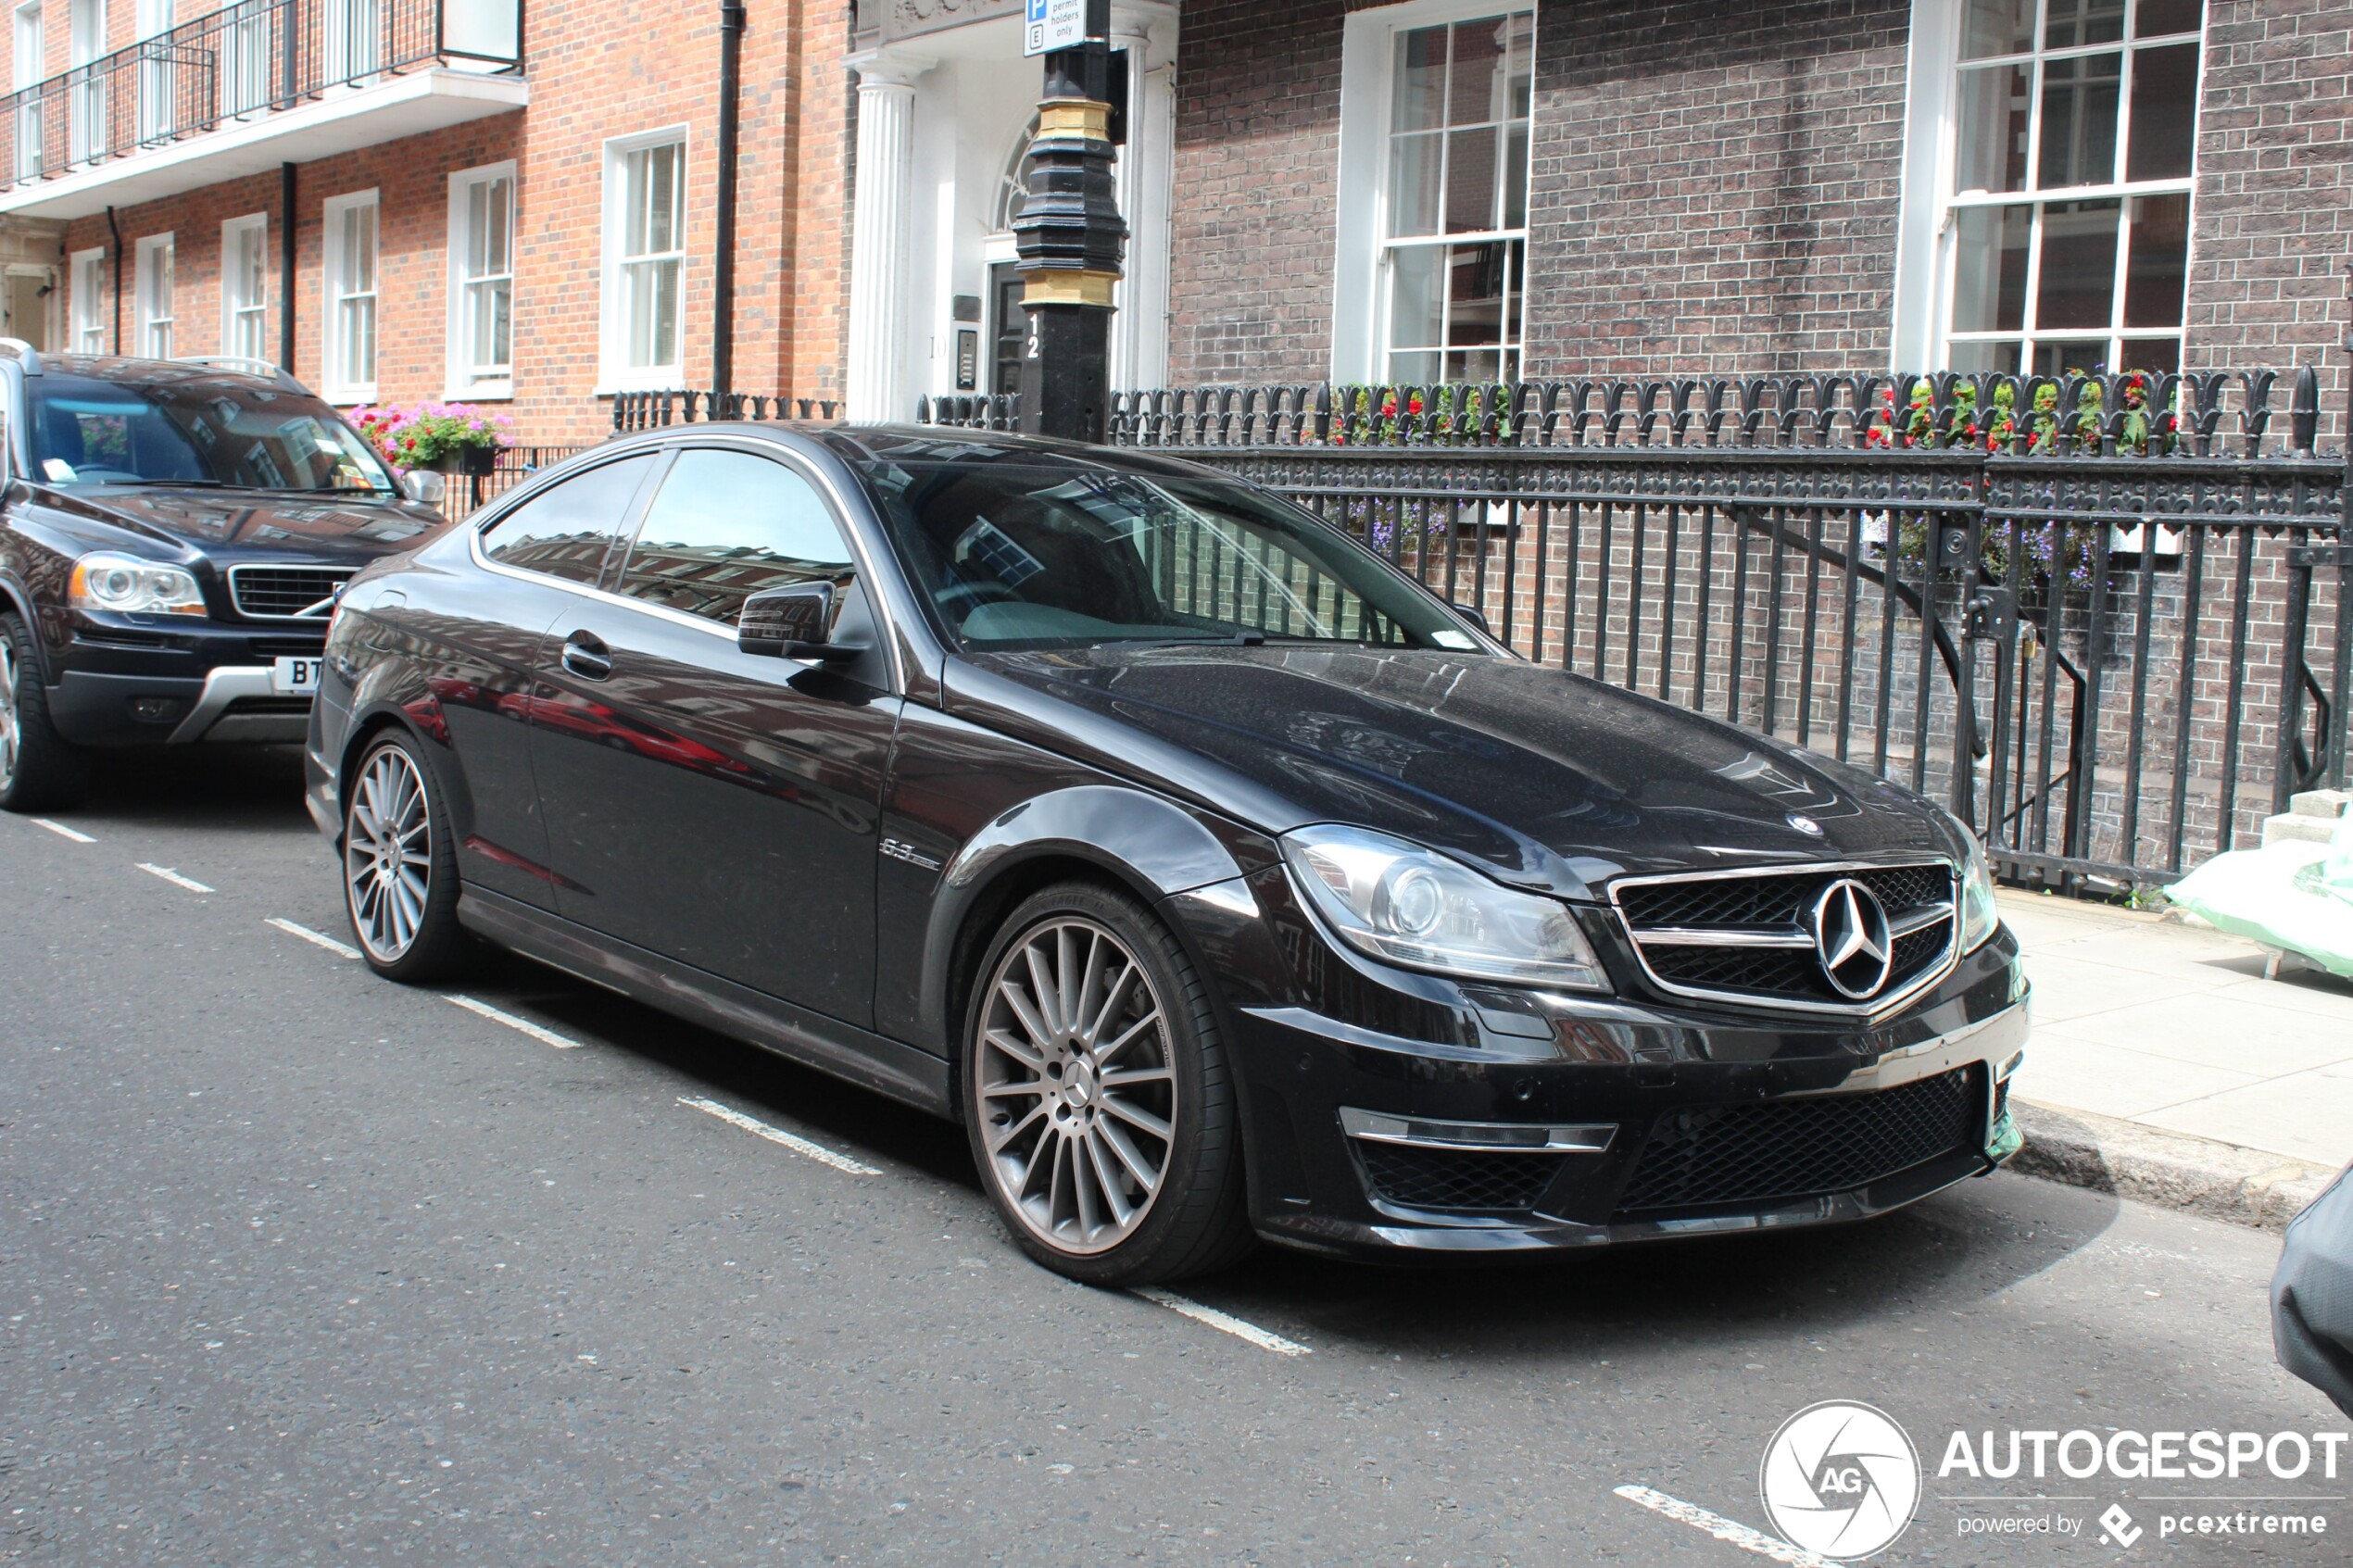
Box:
[271,657,322,696]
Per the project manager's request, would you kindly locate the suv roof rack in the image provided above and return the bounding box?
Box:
[170,354,305,393]
[0,338,44,376]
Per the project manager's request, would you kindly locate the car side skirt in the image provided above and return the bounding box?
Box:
[457,885,953,1118]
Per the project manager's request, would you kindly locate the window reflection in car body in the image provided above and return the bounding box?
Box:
[521,445,901,1023]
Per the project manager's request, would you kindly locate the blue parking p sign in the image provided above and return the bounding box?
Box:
[1025,0,1086,56]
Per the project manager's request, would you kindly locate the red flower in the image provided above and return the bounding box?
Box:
[1407,395,1425,416]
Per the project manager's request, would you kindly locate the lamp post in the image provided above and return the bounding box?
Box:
[1013,0,1125,443]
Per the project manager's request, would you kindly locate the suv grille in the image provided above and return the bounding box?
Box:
[1356,1144,1567,1212]
[228,565,354,620]
[1612,1066,1980,1217]
[1612,860,1957,1012]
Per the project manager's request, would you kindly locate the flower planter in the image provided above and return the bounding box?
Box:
[423,445,500,479]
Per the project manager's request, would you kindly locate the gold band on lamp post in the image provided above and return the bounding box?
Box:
[1023,270,1121,308]
[1036,96,1112,142]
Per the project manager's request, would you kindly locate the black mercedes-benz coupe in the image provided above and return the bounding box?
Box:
[307,423,2028,1283]
[0,346,448,811]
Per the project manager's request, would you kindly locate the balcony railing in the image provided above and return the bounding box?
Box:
[3,0,520,193]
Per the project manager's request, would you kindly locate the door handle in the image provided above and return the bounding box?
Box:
[560,632,613,682]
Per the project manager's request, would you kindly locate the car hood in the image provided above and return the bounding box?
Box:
[956,646,1960,897]
[46,485,446,563]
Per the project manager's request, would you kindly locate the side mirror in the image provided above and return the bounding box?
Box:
[740,582,859,661]
[1452,602,1493,637]
[402,469,447,508]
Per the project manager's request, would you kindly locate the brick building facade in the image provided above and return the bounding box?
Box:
[0,2,2342,443]
[0,0,853,445]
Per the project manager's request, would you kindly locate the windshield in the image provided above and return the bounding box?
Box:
[25,372,397,494]
[849,456,1486,653]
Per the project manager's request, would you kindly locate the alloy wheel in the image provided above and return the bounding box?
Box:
[345,745,433,963]
[0,637,19,794]
[975,916,1178,1256]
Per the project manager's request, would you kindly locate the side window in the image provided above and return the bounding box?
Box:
[613,449,856,627]
[479,454,660,585]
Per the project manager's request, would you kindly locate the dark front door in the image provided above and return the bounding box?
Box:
[528,444,899,1027]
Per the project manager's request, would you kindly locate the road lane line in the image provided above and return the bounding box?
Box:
[29,818,94,843]
[136,863,216,894]
[676,1096,882,1175]
[1129,1287,1313,1357]
[448,994,585,1050]
[1612,1485,1835,1567]
[267,918,362,960]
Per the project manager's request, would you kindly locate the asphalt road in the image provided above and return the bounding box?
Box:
[2,748,2346,1567]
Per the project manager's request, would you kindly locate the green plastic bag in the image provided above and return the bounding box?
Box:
[2164,813,2353,980]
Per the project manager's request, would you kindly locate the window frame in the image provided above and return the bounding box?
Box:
[446,158,516,400]
[66,0,103,165]
[220,212,268,363]
[13,3,44,180]
[69,245,104,353]
[1330,0,1536,386]
[321,188,380,405]
[133,232,173,359]
[1891,0,2206,373]
[598,126,689,395]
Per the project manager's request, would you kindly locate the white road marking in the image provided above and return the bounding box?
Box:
[136,863,216,894]
[1613,1485,1836,1567]
[29,818,94,843]
[266,918,361,960]
[447,994,585,1050]
[676,1096,882,1176]
[1129,1287,1313,1357]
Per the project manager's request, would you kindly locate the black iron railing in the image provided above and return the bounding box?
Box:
[1,0,520,192]
[445,444,589,521]
[604,363,2352,890]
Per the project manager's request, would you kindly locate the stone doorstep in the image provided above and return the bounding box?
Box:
[2010,1100,2341,1233]
[2289,790,2352,820]
[2262,813,2341,847]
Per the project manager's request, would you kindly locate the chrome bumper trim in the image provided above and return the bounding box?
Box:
[1339,1106,1617,1154]
[166,665,292,744]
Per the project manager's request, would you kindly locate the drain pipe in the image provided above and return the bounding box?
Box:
[279,163,296,372]
[105,205,122,355]
[711,0,746,400]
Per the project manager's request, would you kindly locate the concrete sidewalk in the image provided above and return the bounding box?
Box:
[2001,888,2353,1223]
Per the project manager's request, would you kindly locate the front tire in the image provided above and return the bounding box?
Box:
[343,731,472,982]
[0,611,92,814]
[963,882,1252,1286]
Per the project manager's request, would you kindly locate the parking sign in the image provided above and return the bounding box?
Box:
[1024,0,1087,56]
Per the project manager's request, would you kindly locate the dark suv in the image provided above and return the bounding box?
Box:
[0,345,447,810]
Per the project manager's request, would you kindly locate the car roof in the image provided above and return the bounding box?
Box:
[26,352,296,397]
[604,420,1242,486]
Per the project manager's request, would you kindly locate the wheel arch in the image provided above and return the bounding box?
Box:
[0,573,47,684]
[925,784,1260,1117]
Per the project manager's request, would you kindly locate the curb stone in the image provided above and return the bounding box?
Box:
[2010,1100,2338,1233]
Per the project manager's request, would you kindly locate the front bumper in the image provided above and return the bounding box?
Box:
[1169,878,2030,1263]
[45,620,322,747]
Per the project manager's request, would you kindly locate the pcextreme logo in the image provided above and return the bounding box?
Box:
[1758,1400,1922,1561]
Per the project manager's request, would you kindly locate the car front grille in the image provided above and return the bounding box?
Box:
[228,565,355,621]
[1612,1066,1981,1218]
[1611,859,1958,1012]
[1356,1143,1568,1212]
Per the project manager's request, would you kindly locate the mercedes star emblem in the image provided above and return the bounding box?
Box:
[1809,878,1894,999]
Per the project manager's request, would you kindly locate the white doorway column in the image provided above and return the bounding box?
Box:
[848,55,929,422]
[1109,11,1175,393]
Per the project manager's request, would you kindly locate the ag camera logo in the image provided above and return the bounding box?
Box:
[1760,1400,1922,1560]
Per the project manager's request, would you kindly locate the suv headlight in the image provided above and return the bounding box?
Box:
[69,552,207,617]
[1958,830,2001,952]
[1280,823,1608,991]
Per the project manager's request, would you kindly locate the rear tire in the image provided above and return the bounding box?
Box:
[343,730,474,983]
[0,611,91,814]
[962,881,1254,1286]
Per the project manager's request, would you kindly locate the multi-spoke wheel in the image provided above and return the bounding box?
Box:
[0,611,90,814]
[342,732,472,981]
[964,884,1252,1284]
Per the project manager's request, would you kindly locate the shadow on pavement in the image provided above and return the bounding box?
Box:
[60,744,312,834]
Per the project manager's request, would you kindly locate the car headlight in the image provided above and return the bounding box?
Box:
[1958,829,2001,952]
[1280,823,1609,991]
[69,552,207,617]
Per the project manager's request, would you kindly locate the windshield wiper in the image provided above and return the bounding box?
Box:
[95,477,224,487]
